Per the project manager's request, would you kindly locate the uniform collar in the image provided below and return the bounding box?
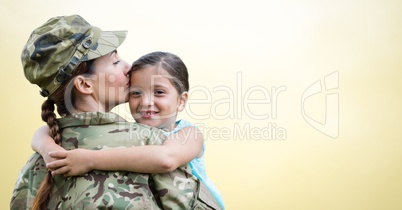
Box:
[57,112,126,129]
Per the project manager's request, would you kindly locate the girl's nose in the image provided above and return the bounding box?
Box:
[141,93,154,106]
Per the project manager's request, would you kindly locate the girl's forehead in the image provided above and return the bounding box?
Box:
[133,65,170,76]
[130,67,172,82]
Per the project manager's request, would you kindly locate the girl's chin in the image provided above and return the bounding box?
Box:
[136,119,158,125]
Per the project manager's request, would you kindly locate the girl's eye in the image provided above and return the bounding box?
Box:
[113,60,121,65]
[154,90,165,95]
[130,91,141,97]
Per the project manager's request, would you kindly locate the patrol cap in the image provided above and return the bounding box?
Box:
[21,14,127,97]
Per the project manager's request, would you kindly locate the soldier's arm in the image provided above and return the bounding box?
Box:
[47,126,203,176]
[31,125,66,164]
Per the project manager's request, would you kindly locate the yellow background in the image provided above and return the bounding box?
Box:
[1,0,402,209]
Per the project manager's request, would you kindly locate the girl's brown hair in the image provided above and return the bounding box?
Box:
[31,60,94,210]
[130,51,189,94]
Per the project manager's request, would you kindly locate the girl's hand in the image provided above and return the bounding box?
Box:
[32,125,66,164]
[41,146,66,165]
[46,148,95,176]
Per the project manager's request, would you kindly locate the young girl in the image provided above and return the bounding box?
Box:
[33,51,225,209]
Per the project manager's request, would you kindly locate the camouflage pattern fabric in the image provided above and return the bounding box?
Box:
[10,112,221,210]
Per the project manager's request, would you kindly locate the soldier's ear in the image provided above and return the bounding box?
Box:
[73,75,93,95]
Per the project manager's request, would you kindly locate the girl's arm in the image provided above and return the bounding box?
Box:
[31,125,66,164]
[47,126,203,176]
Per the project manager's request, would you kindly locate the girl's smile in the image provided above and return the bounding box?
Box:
[138,110,159,119]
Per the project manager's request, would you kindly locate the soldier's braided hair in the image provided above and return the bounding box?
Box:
[41,99,61,143]
[31,60,94,210]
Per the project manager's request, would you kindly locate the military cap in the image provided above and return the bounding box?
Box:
[21,15,127,97]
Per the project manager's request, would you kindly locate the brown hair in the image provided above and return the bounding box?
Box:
[31,60,95,210]
[130,51,189,94]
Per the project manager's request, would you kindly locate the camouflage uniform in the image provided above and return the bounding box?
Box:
[10,112,220,210]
